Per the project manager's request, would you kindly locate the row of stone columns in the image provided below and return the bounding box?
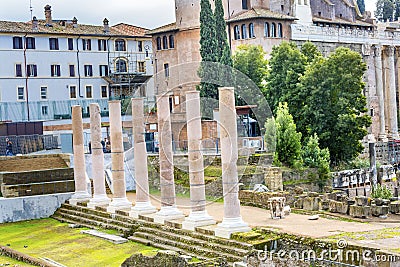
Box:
[69,87,249,238]
[374,45,400,141]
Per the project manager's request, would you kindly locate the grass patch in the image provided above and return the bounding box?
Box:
[0,218,158,267]
[323,227,400,243]
[0,255,36,266]
[204,166,222,177]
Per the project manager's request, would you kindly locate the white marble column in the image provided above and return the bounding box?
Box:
[70,105,91,205]
[87,103,110,209]
[215,87,250,239]
[374,45,388,141]
[129,98,157,218]
[153,94,184,224]
[182,91,215,230]
[386,46,400,139]
[107,100,132,213]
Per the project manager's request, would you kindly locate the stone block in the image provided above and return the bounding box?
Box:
[389,202,400,214]
[355,196,368,206]
[303,197,320,211]
[371,205,389,217]
[321,200,329,211]
[349,205,370,218]
[264,167,283,191]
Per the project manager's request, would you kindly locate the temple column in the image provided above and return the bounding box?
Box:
[374,45,388,141]
[69,105,90,205]
[107,100,132,213]
[129,98,157,218]
[87,103,110,209]
[153,94,184,224]
[215,87,250,239]
[182,91,215,231]
[386,46,400,139]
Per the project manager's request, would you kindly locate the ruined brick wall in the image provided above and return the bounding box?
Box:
[311,0,335,20]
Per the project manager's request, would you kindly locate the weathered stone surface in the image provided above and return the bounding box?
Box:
[371,205,389,217]
[264,167,283,192]
[355,196,368,206]
[389,201,400,214]
[349,205,370,218]
[302,197,321,211]
[328,200,348,214]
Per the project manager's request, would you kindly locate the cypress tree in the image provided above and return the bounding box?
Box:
[214,0,232,66]
[357,0,365,14]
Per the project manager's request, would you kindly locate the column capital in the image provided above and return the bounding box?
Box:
[374,45,382,58]
[385,45,395,57]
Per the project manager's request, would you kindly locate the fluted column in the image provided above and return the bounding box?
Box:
[107,100,132,213]
[386,46,399,139]
[153,94,184,224]
[87,103,110,209]
[182,91,215,230]
[215,87,250,239]
[129,98,157,218]
[69,105,90,205]
[374,46,388,141]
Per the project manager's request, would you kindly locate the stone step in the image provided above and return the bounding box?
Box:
[131,232,243,263]
[81,229,128,244]
[135,226,250,256]
[51,215,101,230]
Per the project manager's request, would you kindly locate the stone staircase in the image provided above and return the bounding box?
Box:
[51,202,253,264]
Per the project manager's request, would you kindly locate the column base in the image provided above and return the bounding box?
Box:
[69,191,91,205]
[129,201,157,218]
[182,211,216,231]
[153,206,185,224]
[214,217,251,239]
[107,197,132,213]
[378,134,388,142]
[87,195,111,209]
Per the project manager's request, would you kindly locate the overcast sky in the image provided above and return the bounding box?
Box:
[0,0,377,30]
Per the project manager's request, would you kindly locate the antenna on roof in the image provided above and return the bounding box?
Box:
[29,0,33,21]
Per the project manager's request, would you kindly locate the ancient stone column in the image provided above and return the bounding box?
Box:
[129,98,157,218]
[182,91,215,230]
[215,87,250,239]
[374,46,388,141]
[69,105,91,205]
[153,94,184,224]
[87,103,110,209]
[107,100,132,213]
[386,46,399,139]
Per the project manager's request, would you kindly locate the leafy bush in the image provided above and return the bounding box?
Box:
[371,184,393,200]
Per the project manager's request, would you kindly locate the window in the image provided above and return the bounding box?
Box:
[69,65,75,77]
[242,0,249,9]
[49,38,59,50]
[138,41,143,52]
[82,39,92,51]
[85,86,93,98]
[249,23,255,38]
[51,64,61,77]
[40,86,47,100]
[15,64,22,77]
[101,85,108,98]
[271,23,276,37]
[265,22,270,37]
[156,37,162,50]
[27,64,38,77]
[25,37,35,49]
[68,38,74,50]
[13,37,23,49]
[169,35,175,49]
[115,59,127,73]
[17,87,25,100]
[99,65,108,76]
[234,25,240,40]
[98,39,107,51]
[164,63,169,78]
[84,65,93,77]
[69,86,77,99]
[241,24,247,39]
[277,23,283,37]
[162,36,168,49]
[115,39,126,51]
[138,61,145,73]
[41,106,48,115]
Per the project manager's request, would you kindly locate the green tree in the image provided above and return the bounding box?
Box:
[199,0,218,99]
[267,102,302,167]
[300,41,322,64]
[300,47,371,164]
[357,0,365,14]
[375,0,395,21]
[214,0,231,66]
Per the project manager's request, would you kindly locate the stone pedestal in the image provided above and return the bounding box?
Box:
[70,105,91,205]
[264,167,283,191]
[87,103,110,209]
[129,98,157,218]
[107,101,132,213]
[182,91,215,231]
[153,94,184,224]
[214,87,250,239]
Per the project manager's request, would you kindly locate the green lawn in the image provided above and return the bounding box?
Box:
[0,255,36,266]
[0,218,158,267]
